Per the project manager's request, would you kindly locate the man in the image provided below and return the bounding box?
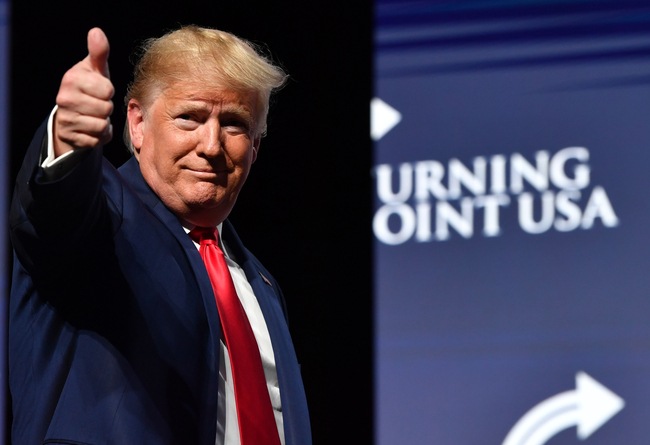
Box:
[9,26,311,445]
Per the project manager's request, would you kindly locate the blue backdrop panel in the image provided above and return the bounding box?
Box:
[374,1,650,444]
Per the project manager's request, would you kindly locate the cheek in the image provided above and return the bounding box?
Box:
[139,146,178,187]
[233,144,256,169]
[233,156,254,189]
[148,135,192,175]
[138,145,156,175]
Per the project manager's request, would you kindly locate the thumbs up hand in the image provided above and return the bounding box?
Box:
[54,28,115,157]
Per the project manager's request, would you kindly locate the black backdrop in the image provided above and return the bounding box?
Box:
[9,1,373,443]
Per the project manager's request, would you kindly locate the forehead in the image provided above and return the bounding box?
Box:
[145,79,259,127]
[156,81,256,111]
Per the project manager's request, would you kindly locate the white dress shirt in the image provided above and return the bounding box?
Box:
[42,107,285,445]
[186,224,285,445]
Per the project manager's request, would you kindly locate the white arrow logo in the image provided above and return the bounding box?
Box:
[371,97,402,141]
[502,371,624,445]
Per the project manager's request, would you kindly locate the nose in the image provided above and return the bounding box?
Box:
[197,120,223,158]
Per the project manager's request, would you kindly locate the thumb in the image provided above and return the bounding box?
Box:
[87,27,110,78]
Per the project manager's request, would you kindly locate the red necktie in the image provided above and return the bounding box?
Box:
[189,227,281,445]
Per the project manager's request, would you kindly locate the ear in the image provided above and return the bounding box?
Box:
[251,136,261,164]
[127,99,146,159]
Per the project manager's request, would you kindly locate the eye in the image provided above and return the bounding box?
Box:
[224,118,241,126]
[223,118,251,133]
[175,113,201,130]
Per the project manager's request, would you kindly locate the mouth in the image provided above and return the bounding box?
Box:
[184,167,232,187]
[186,167,221,177]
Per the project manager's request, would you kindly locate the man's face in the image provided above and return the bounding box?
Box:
[128,81,260,227]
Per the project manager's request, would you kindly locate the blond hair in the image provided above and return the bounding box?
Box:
[123,25,287,151]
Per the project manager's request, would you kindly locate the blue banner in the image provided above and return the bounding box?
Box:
[374,1,650,444]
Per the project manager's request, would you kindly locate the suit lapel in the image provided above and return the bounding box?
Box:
[119,157,222,351]
[222,221,313,445]
[118,157,222,445]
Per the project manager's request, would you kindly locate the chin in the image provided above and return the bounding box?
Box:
[185,200,235,227]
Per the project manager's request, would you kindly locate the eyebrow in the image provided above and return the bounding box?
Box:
[220,104,255,126]
[222,104,253,117]
[173,97,257,130]
[178,100,252,117]
[176,101,211,113]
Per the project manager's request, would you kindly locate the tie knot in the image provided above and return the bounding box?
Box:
[189,226,218,244]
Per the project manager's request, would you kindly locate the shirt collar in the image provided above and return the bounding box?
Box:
[180,220,229,258]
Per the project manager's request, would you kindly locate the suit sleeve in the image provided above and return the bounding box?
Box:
[9,118,111,276]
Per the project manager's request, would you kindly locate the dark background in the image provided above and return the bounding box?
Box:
[9,1,374,443]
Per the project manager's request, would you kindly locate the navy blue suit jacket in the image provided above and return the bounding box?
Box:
[9,121,311,445]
